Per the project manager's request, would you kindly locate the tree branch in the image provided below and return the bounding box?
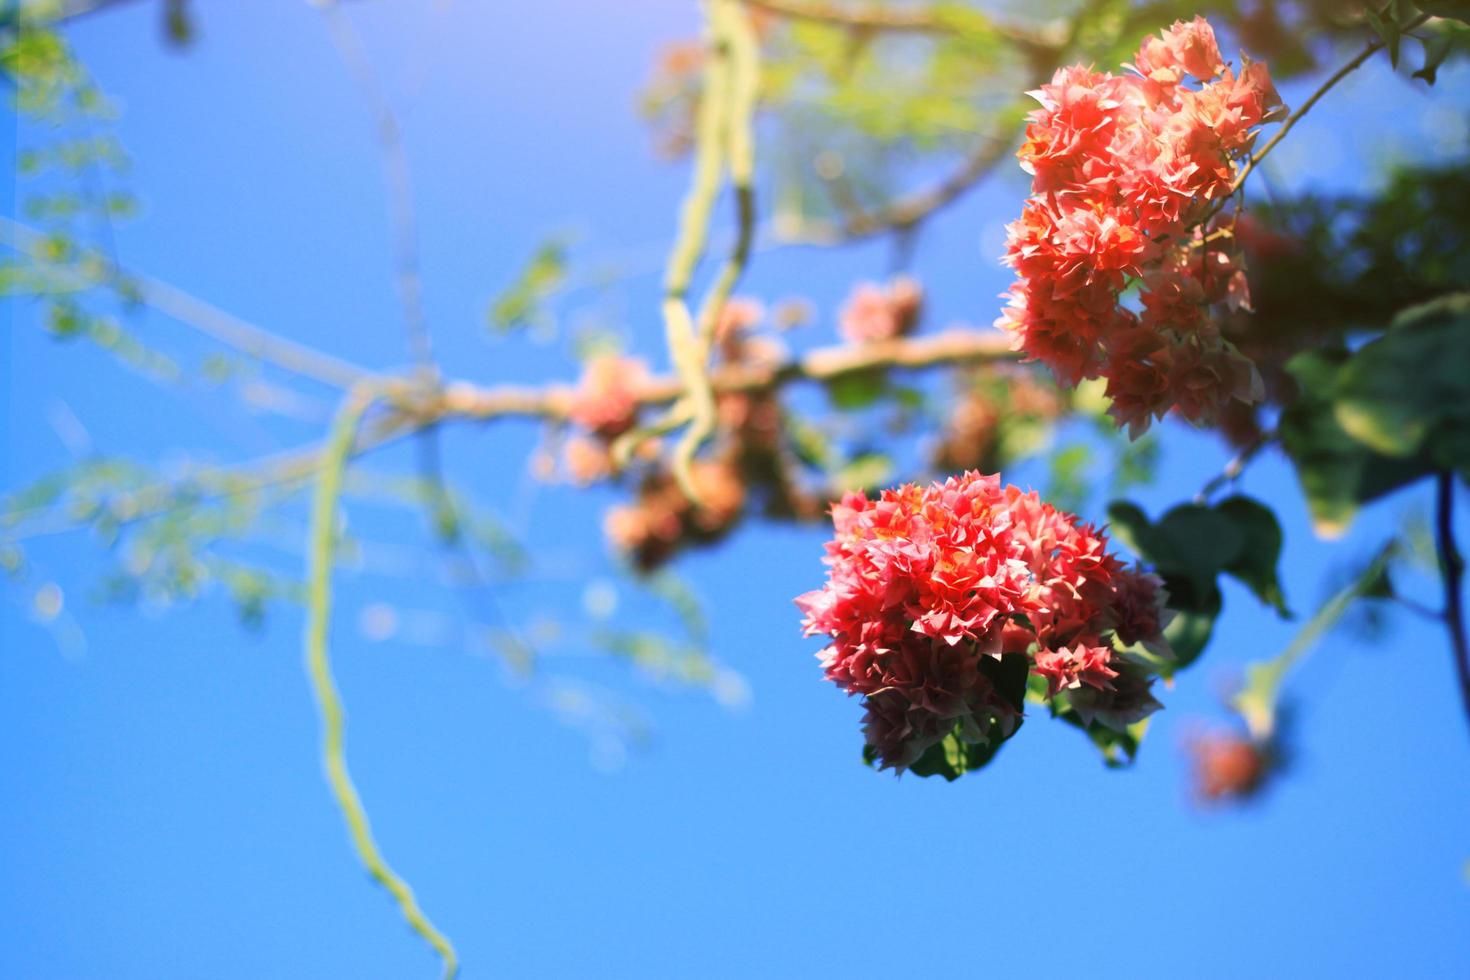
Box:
[1195,430,1274,503]
[441,328,1018,422]
[1434,472,1470,736]
[773,127,1019,244]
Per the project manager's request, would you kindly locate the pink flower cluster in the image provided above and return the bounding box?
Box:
[567,355,650,438]
[996,17,1281,436]
[797,471,1170,771]
[838,277,923,344]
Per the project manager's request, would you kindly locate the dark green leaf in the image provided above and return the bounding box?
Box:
[1216,496,1291,617]
[1414,1,1470,25]
[1152,505,1242,598]
[1104,500,1151,556]
[903,716,1020,781]
[1163,584,1221,669]
[1054,704,1148,768]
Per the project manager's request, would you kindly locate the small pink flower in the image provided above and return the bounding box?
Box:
[837,277,924,344]
[562,436,613,485]
[715,296,765,345]
[568,355,650,438]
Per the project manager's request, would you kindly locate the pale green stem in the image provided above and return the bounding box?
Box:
[306,383,459,979]
[633,0,762,502]
[1232,544,1396,740]
[674,0,762,492]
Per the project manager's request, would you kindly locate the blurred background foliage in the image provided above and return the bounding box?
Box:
[2,0,1468,814]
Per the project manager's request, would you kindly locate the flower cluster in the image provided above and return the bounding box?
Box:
[797,471,1171,771]
[996,17,1281,436]
[558,354,651,486]
[605,460,745,572]
[838,277,923,344]
[599,296,824,570]
[567,354,649,438]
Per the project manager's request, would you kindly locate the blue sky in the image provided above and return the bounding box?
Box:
[3,2,1468,978]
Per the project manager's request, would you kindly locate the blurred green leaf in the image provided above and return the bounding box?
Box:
[824,368,886,411]
[488,237,568,334]
[833,451,892,493]
[1280,350,1436,537]
[1330,294,1470,468]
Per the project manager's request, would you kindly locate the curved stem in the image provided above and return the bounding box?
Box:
[1434,472,1470,736]
[306,383,459,979]
[1226,13,1432,205]
[1195,430,1274,503]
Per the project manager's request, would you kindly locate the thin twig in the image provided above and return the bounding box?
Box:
[1232,543,1398,740]
[1434,472,1470,736]
[312,0,437,376]
[0,216,372,388]
[1195,430,1274,504]
[774,128,1019,244]
[1222,12,1432,211]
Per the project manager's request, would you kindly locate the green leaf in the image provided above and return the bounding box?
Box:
[1414,1,1470,25]
[1216,496,1291,617]
[1331,294,1470,465]
[1106,495,1290,669]
[1110,498,1242,603]
[1152,505,1242,598]
[1280,350,1436,536]
[1054,704,1149,768]
[903,716,1020,781]
[824,368,887,411]
[488,237,568,334]
[1104,500,1152,556]
[1366,8,1402,68]
[832,451,892,493]
[1163,585,1221,670]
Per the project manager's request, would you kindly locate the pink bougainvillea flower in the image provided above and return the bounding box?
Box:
[996,17,1282,436]
[837,277,924,344]
[567,354,650,438]
[797,471,1171,771]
